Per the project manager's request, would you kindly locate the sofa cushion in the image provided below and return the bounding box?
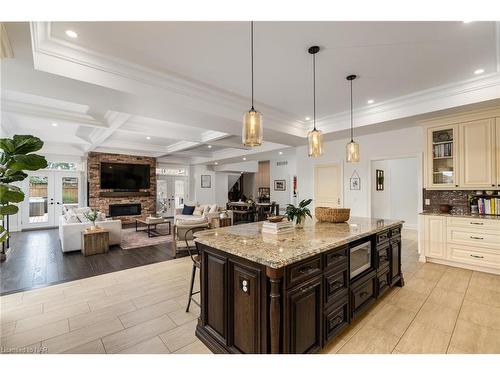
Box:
[65,214,80,224]
[209,204,218,213]
[176,217,208,226]
[181,205,195,215]
[193,205,204,216]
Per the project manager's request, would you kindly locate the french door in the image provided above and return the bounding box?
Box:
[157,176,187,218]
[22,171,82,229]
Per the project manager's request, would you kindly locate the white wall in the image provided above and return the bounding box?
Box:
[295,125,423,218]
[269,156,297,213]
[190,165,216,205]
[370,157,419,227]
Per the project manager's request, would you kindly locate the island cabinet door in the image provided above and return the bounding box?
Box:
[200,250,228,346]
[284,275,323,354]
[390,238,402,283]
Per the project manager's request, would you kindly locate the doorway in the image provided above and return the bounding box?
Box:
[314,163,342,208]
[21,171,82,229]
[157,176,188,217]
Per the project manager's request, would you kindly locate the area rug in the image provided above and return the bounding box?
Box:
[120,224,172,250]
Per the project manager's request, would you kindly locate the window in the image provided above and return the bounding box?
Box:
[45,162,79,171]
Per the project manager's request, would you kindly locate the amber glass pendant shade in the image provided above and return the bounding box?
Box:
[346,140,360,163]
[308,128,323,157]
[242,108,263,147]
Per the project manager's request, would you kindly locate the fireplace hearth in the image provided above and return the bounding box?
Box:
[109,203,141,217]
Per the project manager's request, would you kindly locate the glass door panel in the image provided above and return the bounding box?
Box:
[60,176,79,216]
[23,172,55,229]
[429,126,457,187]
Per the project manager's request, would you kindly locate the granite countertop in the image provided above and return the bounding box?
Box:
[419,211,500,220]
[194,217,404,269]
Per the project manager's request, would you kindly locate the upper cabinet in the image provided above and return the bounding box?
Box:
[423,108,500,189]
[427,124,459,189]
[459,118,496,188]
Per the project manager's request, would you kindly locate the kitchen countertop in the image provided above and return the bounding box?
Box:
[419,211,500,220]
[194,217,404,269]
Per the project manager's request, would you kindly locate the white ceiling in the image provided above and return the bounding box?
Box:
[1,21,500,166]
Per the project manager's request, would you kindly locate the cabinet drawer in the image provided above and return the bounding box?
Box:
[447,217,500,231]
[351,272,377,319]
[377,267,391,297]
[390,226,401,238]
[447,227,500,250]
[376,230,389,246]
[286,256,322,288]
[447,243,500,270]
[376,244,390,270]
[324,245,348,270]
[324,266,348,306]
[324,298,349,344]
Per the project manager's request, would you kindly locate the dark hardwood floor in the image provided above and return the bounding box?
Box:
[0,228,182,295]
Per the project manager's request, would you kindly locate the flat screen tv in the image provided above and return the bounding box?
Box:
[100,162,150,190]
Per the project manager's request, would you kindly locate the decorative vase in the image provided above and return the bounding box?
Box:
[295,217,305,229]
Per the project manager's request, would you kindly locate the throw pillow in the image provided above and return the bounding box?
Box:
[209,204,218,213]
[181,205,195,215]
[65,214,80,224]
[193,206,203,216]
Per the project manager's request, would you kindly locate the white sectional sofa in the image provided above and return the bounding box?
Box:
[58,207,122,252]
[174,203,233,227]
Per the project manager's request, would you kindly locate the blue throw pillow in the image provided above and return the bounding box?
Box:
[182,205,195,215]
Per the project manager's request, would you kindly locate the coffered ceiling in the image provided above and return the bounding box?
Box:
[1,21,499,165]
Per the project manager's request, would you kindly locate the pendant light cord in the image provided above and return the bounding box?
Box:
[251,21,254,110]
[313,52,316,131]
[350,78,353,142]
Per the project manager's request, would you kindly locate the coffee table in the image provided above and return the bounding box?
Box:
[135,218,172,237]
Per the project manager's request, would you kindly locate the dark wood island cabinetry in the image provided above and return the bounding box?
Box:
[194,218,404,354]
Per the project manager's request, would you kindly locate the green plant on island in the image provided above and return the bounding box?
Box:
[0,135,48,261]
[285,199,313,228]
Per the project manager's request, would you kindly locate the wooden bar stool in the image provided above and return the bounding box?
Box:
[183,226,208,312]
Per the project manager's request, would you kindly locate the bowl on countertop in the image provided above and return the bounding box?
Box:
[439,204,452,213]
[315,207,350,223]
[267,215,285,223]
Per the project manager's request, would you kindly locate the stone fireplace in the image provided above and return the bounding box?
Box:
[87,152,156,224]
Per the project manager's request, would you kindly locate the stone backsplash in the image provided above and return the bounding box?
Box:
[423,189,500,214]
[87,152,156,224]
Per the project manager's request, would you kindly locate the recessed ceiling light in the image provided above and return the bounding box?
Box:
[207,145,212,149]
[462,21,473,24]
[367,99,375,104]
[214,162,218,165]
[242,157,247,161]
[65,30,78,39]
[474,68,485,75]
[52,123,58,127]
[305,117,311,121]
[279,151,283,155]
[146,136,151,140]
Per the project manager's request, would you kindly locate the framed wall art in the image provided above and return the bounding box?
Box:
[201,175,212,188]
[274,179,286,191]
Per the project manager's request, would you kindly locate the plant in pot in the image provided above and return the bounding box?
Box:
[83,209,100,230]
[285,199,312,229]
[0,135,48,261]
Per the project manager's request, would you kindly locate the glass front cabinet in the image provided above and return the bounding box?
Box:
[426,124,458,189]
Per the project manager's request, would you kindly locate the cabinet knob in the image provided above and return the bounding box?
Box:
[455,185,458,187]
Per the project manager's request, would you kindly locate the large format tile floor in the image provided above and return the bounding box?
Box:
[1,229,500,354]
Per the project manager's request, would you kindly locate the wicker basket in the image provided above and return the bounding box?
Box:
[315,207,350,223]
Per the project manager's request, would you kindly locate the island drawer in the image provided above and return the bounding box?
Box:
[376,243,391,270]
[390,226,401,238]
[324,297,349,344]
[324,245,348,270]
[286,255,322,288]
[350,271,377,319]
[324,266,349,306]
[376,230,390,246]
[376,267,391,297]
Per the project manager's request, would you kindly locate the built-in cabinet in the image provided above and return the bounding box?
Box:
[423,109,500,189]
[420,214,500,274]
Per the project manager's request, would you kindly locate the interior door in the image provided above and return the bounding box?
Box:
[22,171,55,229]
[314,164,341,208]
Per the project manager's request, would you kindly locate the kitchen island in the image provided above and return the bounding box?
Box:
[194,217,404,354]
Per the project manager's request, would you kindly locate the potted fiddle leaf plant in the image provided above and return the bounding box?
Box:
[83,209,100,230]
[285,199,313,229]
[1,135,48,261]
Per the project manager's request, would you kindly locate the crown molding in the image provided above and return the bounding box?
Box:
[317,72,500,134]
[29,22,306,137]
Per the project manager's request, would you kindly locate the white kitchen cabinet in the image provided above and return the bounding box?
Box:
[459,118,496,188]
[421,215,446,259]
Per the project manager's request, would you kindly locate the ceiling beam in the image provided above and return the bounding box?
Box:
[86,111,132,152]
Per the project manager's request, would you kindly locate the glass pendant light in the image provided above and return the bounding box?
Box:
[242,21,263,147]
[307,46,323,157]
[346,74,360,163]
